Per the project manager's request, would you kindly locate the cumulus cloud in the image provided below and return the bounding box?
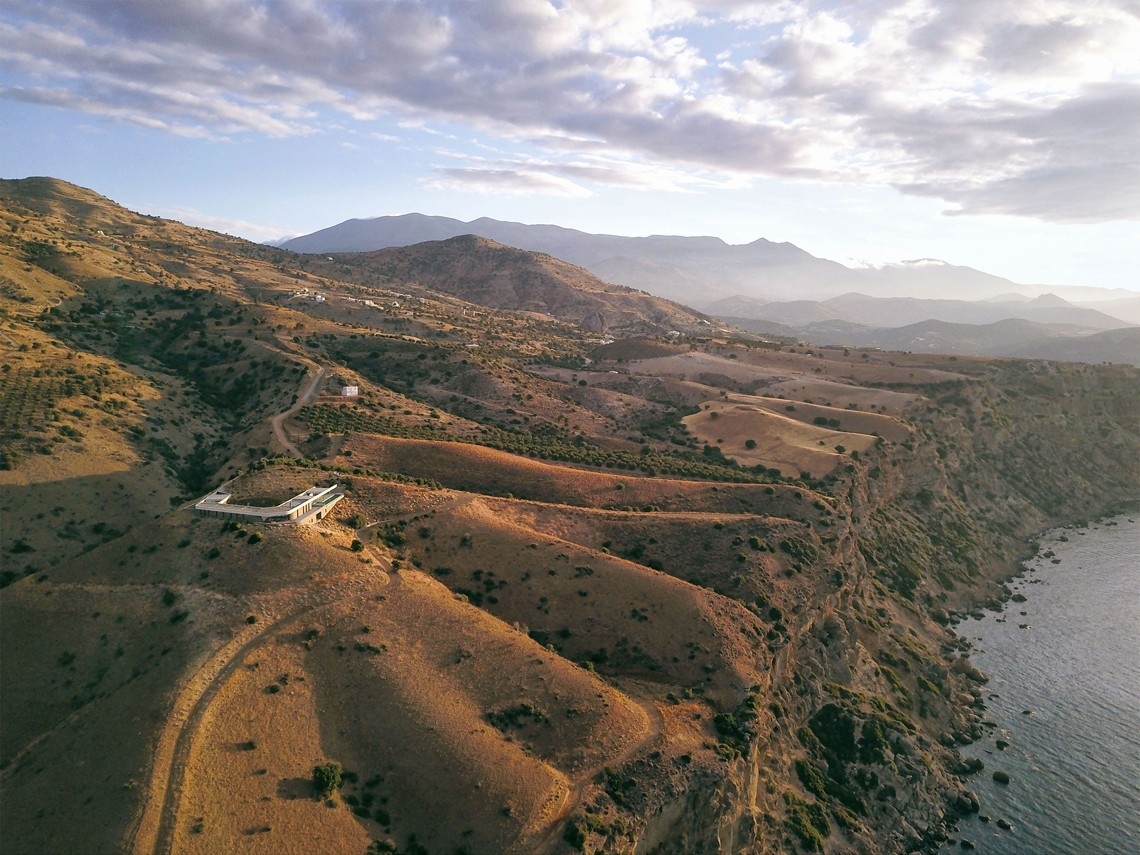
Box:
[2,0,1137,222]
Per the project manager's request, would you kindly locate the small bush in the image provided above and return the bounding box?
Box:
[312,762,343,798]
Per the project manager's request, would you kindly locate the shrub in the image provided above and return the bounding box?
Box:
[783,791,828,852]
[564,812,608,850]
[380,529,406,547]
[312,762,343,798]
[487,703,548,730]
[603,768,636,806]
[351,539,364,552]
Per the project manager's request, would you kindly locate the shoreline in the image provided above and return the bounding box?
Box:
[942,498,1140,627]
[937,513,1139,852]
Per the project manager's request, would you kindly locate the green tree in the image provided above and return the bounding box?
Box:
[312,762,343,798]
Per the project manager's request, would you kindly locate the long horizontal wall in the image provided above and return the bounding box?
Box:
[194,484,343,524]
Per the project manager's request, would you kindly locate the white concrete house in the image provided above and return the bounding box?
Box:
[194,484,344,524]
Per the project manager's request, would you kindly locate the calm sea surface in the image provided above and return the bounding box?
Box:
[941,515,1140,854]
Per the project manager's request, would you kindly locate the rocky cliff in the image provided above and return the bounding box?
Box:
[609,358,1137,854]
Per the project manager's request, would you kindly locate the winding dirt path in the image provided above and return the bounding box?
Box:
[270,365,327,458]
[128,572,394,855]
[526,686,666,852]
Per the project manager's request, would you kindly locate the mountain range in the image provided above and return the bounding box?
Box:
[281,213,1140,364]
[280,213,1138,308]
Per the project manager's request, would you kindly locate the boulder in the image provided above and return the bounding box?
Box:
[953,757,984,776]
[992,770,1011,785]
[954,790,980,814]
[579,311,608,333]
[951,657,988,684]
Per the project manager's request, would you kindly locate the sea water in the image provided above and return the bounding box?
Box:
[941,515,1140,853]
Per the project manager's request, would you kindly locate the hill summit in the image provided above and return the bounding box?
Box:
[339,232,710,334]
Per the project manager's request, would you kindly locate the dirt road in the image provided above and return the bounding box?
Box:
[270,366,327,457]
[128,572,393,855]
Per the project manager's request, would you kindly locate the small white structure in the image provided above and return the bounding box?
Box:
[340,385,359,397]
[194,484,344,525]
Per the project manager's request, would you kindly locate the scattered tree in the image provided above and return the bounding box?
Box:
[312,762,343,798]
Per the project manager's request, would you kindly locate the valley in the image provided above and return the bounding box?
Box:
[1,178,1137,855]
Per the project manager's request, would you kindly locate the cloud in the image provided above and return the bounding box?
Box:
[2,0,1137,222]
[423,167,593,198]
[155,205,296,241]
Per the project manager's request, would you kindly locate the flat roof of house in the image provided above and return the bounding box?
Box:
[194,484,340,520]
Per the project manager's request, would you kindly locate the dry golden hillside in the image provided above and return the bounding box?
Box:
[2,179,1138,855]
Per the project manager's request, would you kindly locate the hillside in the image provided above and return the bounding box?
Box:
[314,234,712,335]
[1,178,1138,855]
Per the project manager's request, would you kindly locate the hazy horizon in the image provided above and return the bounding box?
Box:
[2,1,1137,291]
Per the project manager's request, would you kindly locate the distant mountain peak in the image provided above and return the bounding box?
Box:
[1028,292,1074,308]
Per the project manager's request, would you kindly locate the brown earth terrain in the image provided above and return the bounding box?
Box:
[1,178,1138,855]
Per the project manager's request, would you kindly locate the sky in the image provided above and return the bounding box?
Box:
[2,0,1138,292]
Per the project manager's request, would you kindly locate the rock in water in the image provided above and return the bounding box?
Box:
[955,791,980,813]
[996,818,1013,831]
[993,770,1011,784]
